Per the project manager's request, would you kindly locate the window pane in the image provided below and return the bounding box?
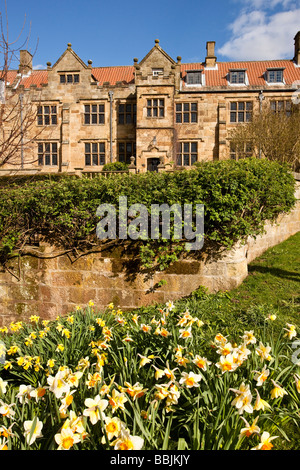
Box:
[238,112,244,122]
[91,114,97,124]
[85,143,91,153]
[176,103,182,112]
[230,112,236,122]
[183,103,189,111]
[238,102,244,111]
[67,75,73,83]
[84,114,90,124]
[52,154,58,166]
[191,154,197,165]
[85,105,90,113]
[99,155,105,165]
[183,155,190,166]
[92,143,98,153]
[176,114,182,123]
[99,143,105,153]
[74,74,79,83]
[191,103,197,111]
[230,102,237,110]
[191,113,197,123]
[60,75,65,83]
[191,142,197,153]
[45,154,50,165]
[183,113,189,123]
[92,154,98,166]
[183,143,189,153]
[85,154,91,166]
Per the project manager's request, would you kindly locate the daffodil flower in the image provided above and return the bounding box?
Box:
[55,426,81,450]
[192,355,211,371]
[23,417,43,445]
[251,431,278,450]
[239,416,260,438]
[0,378,7,395]
[113,427,144,450]
[102,416,123,441]
[255,342,272,362]
[83,395,108,424]
[253,365,270,386]
[270,380,288,399]
[253,389,271,411]
[230,383,253,415]
[283,323,297,340]
[0,400,15,419]
[179,371,202,388]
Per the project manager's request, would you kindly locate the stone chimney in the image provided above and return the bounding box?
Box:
[294,31,300,65]
[18,50,32,74]
[205,41,216,68]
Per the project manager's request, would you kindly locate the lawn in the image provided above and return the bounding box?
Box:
[0,232,299,451]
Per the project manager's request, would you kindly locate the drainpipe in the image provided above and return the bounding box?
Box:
[20,93,24,169]
[108,91,114,163]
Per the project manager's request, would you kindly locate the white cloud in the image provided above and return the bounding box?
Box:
[218,5,300,60]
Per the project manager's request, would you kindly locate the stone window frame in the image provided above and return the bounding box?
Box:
[270,99,292,116]
[229,101,253,123]
[84,142,106,166]
[118,102,136,125]
[177,141,198,166]
[59,73,80,84]
[83,103,105,125]
[37,142,58,166]
[118,141,136,164]
[146,98,165,118]
[175,102,198,123]
[37,104,58,126]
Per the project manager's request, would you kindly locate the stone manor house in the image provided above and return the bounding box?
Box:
[1,32,300,175]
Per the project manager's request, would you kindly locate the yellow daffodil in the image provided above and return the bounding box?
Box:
[113,427,144,450]
[138,354,154,368]
[140,324,152,333]
[179,371,202,388]
[56,344,64,352]
[283,323,297,340]
[251,431,278,450]
[102,416,123,441]
[230,383,253,415]
[255,342,272,362]
[253,365,270,386]
[270,380,288,399]
[253,389,271,411]
[108,389,128,412]
[152,365,165,380]
[192,355,211,371]
[121,382,148,400]
[239,416,260,438]
[83,395,108,424]
[179,327,192,339]
[0,438,8,450]
[55,426,81,450]
[47,370,70,399]
[242,330,257,345]
[216,354,239,373]
[265,314,276,321]
[0,401,15,419]
[24,417,43,445]
[16,384,33,404]
[29,315,40,324]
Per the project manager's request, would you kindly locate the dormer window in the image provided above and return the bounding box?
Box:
[266,68,284,83]
[229,69,246,84]
[186,70,202,85]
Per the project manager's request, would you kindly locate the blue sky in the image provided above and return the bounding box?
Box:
[2,0,300,69]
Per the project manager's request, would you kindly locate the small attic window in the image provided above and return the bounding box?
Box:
[152,68,164,76]
[266,68,284,83]
[229,69,246,84]
[186,70,202,85]
[60,73,80,84]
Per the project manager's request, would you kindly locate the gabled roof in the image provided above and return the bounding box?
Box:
[51,44,88,70]
[138,40,176,66]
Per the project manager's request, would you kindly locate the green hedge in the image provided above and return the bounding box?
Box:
[0,159,296,270]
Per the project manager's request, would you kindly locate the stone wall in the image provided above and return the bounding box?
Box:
[0,180,299,326]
